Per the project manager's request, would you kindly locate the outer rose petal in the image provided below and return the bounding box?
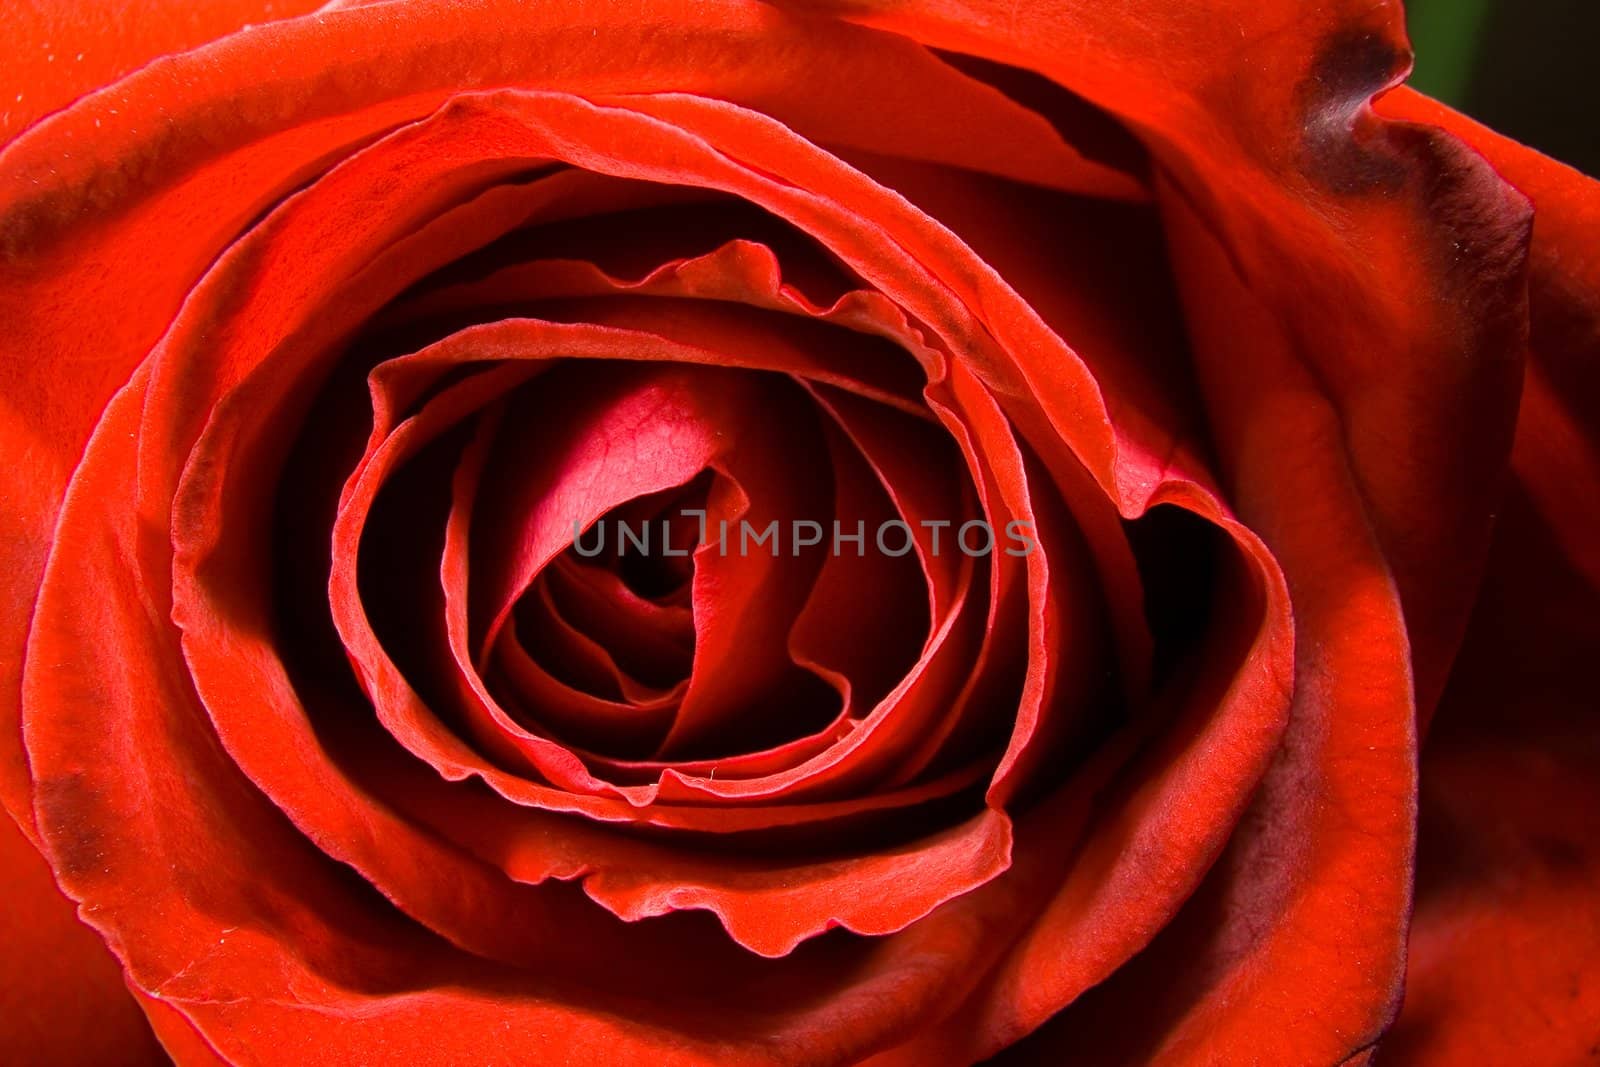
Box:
[0,0,324,142]
[770,1,1529,1062]
[0,810,164,1064]
[782,0,1528,734]
[1383,487,1600,1066]
[1372,89,1600,1066]
[1373,89,1600,622]
[131,990,232,1067]
[0,0,1136,843]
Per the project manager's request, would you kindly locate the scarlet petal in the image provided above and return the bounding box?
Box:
[1384,489,1600,1065]
[574,808,1011,960]
[866,496,1296,1065]
[1373,89,1600,1066]
[786,401,934,722]
[1017,193,1419,1066]
[0,0,322,142]
[1374,89,1600,625]
[142,87,1061,970]
[130,988,232,1066]
[449,364,733,766]
[538,557,695,693]
[0,811,164,1064]
[32,360,1047,1061]
[780,6,1537,1060]
[0,0,1136,844]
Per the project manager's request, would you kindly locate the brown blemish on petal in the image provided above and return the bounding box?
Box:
[33,771,111,884]
[1297,29,1411,195]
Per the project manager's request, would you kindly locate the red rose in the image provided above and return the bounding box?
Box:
[2,1,1595,1064]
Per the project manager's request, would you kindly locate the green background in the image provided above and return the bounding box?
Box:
[1406,0,1599,175]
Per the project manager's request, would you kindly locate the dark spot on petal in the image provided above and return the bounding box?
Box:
[1298,29,1410,195]
[33,771,111,883]
[1390,121,1532,308]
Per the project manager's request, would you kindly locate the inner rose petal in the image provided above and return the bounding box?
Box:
[133,86,1269,984]
[152,91,1139,825]
[538,553,697,689]
[458,362,841,761]
[450,403,684,760]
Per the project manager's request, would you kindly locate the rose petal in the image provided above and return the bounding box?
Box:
[1371,89,1600,1065]
[0,0,322,142]
[0,809,164,1064]
[857,489,1294,1063]
[0,0,1139,834]
[1383,487,1600,1065]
